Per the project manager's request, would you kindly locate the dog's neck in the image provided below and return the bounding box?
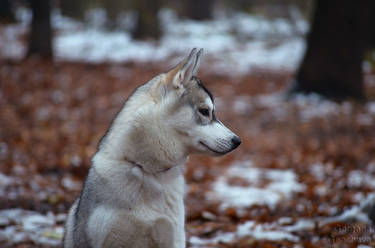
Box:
[92,152,186,205]
[98,81,189,174]
[123,155,174,174]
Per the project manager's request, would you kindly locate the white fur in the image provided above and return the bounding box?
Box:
[194,120,237,154]
[63,48,240,248]
[89,153,186,247]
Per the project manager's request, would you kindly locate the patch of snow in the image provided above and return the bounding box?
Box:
[0,173,13,186]
[0,209,65,247]
[0,215,10,226]
[233,92,357,122]
[22,213,55,232]
[0,25,26,58]
[61,176,81,191]
[1,226,29,243]
[363,61,372,74]
[292,93,341,121]
[321,194,375,225]
[253,92,285,109]
[283,219,315,232]
[232,92,288,119]
[189,232,235,247]
[292,94,360,121]
[237,221,299,242]
[212,180,283,209]
[1,8,307,74]
[278,217,293,225]
[190,219,302,247]
[208,160,305,209]
[309,163,326,181]
[347,170,375,189]
[367,102,375,115]
[353,192,366,202]
[314,184,328,196]
[233,96,252,114]
[0,209,31,222]
[0,142,9,159]
[55,213,67,224]
[84,8,107,29]
[190,214,371,247]
[368,162,375,173]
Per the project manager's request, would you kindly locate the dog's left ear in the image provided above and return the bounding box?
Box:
[166,48,203,90]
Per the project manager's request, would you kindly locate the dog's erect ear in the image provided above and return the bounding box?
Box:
[165,48,203,90]
[171,48,197,89]
[191,48,203,77]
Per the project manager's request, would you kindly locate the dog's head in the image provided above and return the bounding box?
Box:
[157,48,241,156]
[99,49,240,172]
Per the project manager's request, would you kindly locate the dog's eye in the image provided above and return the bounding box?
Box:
[198,108,210,117]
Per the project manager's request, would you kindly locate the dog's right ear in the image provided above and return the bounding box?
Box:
[165,48,200,90]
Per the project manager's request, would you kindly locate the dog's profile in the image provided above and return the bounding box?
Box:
[63,48,241,248]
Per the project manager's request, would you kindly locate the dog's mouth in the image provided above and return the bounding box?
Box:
[199,141,227,155]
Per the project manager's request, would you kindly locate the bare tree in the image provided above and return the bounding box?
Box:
[291,0,375,101]
[131,0,161,40]
[60,0,85,20]
[0,0,15,22]
[27,0,53,58]
[103,0,121,30]
[187,0,214,20]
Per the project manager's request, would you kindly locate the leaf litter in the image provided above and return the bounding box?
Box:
[1,60,375,247]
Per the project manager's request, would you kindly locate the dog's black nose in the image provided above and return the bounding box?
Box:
[231,136,241,149]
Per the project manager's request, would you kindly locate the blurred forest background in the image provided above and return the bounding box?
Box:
[1,0,375,247]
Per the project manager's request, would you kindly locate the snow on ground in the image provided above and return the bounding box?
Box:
[347,170,375,189]
[0,173,13,187]
[0,26,23,58]
[0,8,307,74]
[207,160,305,210]
[189,215,316,246]
[320,194,375,225]
[233,92,375,122]
[190,193,375,247]
[2,193,372,247]
[190,220,300,247]
[0,209,64,247]
[2,159,375,247]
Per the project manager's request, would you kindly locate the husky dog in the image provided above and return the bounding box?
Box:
[63,48,241,248]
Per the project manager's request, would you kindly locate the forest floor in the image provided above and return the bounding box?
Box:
[1,59,375,247]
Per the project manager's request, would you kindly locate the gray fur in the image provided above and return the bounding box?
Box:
[63,48,240,248]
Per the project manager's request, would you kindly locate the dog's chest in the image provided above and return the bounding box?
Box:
[141,175,185,222]
[138,175,186,246]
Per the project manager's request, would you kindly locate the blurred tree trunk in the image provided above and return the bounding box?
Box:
[370,204,375,224]
[60,0,85,20]
[187,0,213,20]
[291,0,375,101]
[103,0,120,30]
[27,0,53,58]
[0,0,15,22]
[131,0,161,40]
